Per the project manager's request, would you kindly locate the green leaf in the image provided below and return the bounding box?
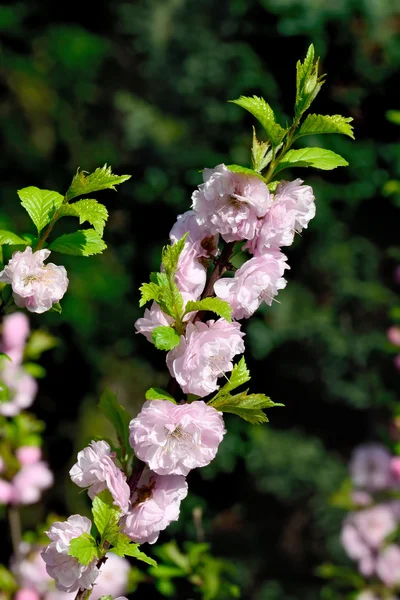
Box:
[145,387,177,403]
[98,596,113,600]
[251,127,273,172]
[110,533,157,567]
[140,273,184,323]
[58,199,109,236]
[185,298,232,323]
[66,164,131,201]
[211,357,250,400]
[23,362,46,378]
[49,229,107,256]
[24,330,58,361]
[386,110,400,126]
[210,390,280,424]
[162,234,187,279]
[50,302,62,314]
[99,389,131,451]
[274,148,348,174]
[295,44,325,117]
[152,325,181,351]
[0,230,29,246]
[68,533,98,566]
[92,490,120,540]
[230,96,286,147]
[139,281,163,307]
[226,164,266,181]
[18,187,64,233]
[297,114,354,139]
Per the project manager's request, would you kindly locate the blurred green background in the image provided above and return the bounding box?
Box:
[1,0,400,598]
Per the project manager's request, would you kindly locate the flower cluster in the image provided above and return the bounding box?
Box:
[341,444,400,593]
[0,247,68,314]
[135,166,315,396]
[0,447,53,505]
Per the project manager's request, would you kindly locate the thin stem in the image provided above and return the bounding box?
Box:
[35,213,60,251]
[8,506,22,559]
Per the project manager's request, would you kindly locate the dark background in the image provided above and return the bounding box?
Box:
[1,1,400,598]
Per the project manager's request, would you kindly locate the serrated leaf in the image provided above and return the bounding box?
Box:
[222,406,269,424]
[230,96,286,147]
[162,234,187,279]
[251,127,273,172]
[18,187,64,233]
[58,199,109,236]
[295,44,325,117]
[209,386,282,424]
[145,387,177,403]
[139,282,162,307]
[210,357,250,401]
[109,533,157,566]
[185,298,232,322]
[99,389,131,451]
[297,114,354,139]
[152,326,181,351]
[274,148,348,174]
[0,231,29,246]
[66,164,131,200]
[49,229,107,256]
[68,533,98,566]
[226,164,266,181]
[92,490,121,538]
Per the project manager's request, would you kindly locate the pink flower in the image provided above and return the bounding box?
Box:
[352,491,373,507]
[350,444,393,491]
[135,302,173,343]
[123,467,188,544]
[0,479,14,503]
[356,593,382,600]
[0,247,69,314]
[15,590,40,600]
[174,241,207,301]
[41,515,99,593]
[394,355,400,371]
[90,553,130,600]
[192,164,271,243]
[376,544,400,588]
[341,519,372,562]
[170,210,219,256]
[1,312,30,364]
[129,400,226,476]
[352,505,397,549]
[17,446,42,466]
[214,252,289,320]
[0,364,38,417]
[387,327,400,346]
[166,319,245,397]
[245,179,315,254]
[12,461,53,504]
[12,542,52,593]
[69,440,130,515]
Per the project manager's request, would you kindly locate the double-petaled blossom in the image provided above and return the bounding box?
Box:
[0,312,30,364]
[42,515,99,593]
[245,179,315,255]
[69,440,130,515]
[135,302,174,343]
[350,444,393,492]
[129,400,226,476]
[174,241,207,300]
[166,319,245,397]
[192,164,271,243]
[123,467,188,544]
[170,210,219,256]
[0,247,68,314]
[214,251,289,320]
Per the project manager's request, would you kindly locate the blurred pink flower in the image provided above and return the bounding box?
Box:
[387,326,400,346]
[130,399,226,476]
[1,312,30,364]
[0,479,14,504]
[394,355,400,371]
[0,247,68,314]
[12,461,53,504]
[123,467,187,544]
[69,440,130,514]
[376,544,400,588]
[350,444,392,491]
[166,319,245,397]
[42,515,99,593]
[15,590,40,600]
[0,364,38,417]
[17,446,42,466]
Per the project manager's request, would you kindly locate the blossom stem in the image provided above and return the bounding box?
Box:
[35,214,59,251]
[8,506,22,559]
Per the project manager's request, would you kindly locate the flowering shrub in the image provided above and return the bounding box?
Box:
[0,45,355,600]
